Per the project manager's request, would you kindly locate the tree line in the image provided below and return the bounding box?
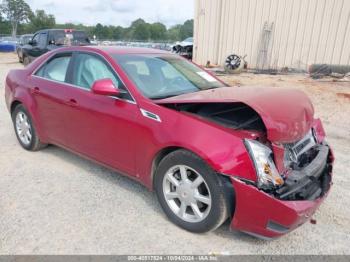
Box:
[0,0,193,41]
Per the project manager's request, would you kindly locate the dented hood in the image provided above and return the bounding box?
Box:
[155,86,314,143]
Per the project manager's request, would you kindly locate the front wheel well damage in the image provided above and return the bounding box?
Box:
[151,147,236,218]
[219,174,236,219]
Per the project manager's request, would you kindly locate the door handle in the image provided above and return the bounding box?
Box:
[66,98,78,107]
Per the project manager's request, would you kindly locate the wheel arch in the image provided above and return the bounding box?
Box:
[9,98,48,144]
[151,146,184,188]
[10,100,23,114]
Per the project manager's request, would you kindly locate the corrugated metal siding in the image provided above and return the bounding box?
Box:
[194,0,350,69]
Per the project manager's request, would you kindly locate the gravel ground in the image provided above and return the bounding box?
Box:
[0,53,349,254]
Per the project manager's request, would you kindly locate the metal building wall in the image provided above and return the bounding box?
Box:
[193,0,350,70]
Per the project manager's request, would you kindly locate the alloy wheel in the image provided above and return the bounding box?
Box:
[15,111,32,146]
[162,165,212,223]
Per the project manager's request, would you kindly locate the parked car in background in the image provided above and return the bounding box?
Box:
[16,34,34,63]
[21,29,90,65]
[4,46,333,239]
[172,37,193,60]
[0,37,18,52]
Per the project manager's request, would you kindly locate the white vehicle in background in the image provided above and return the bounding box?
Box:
[172,37,193,60]
[177,37,193,47]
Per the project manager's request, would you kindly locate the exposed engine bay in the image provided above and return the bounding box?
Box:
[164,102,266,132]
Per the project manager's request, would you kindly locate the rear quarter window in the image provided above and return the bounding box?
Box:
[35,55,71,82]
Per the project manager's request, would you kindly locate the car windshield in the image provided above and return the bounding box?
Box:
[184,37,193,43]
[113,54,225,99]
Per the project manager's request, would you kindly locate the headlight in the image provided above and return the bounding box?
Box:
[244,139,284,190]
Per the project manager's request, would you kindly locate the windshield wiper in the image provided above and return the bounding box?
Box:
[204,86,220,90]
[151,88,201,100]
[151,94,177,100]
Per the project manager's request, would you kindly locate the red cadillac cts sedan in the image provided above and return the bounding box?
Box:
[5,46,333,239]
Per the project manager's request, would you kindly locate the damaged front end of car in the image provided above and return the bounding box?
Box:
[244,128,333,201]
[158,98,333,238]
[234,115,333,238]
[234,120,333,239]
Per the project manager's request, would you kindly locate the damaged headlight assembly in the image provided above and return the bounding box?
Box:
[244,139,284,190]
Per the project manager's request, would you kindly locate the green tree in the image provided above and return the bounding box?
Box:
[93,23,104,39]
[150,22,166,40]
[111,26,124,40]
[29,9,55,32]
[0,0,32,37]
[129,18,150,40]
[179,19,193,40]
[0,13,11,35]
[167,24,182,41]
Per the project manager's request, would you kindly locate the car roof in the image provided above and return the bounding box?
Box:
[93,46,170,55]
[54,46,171,55]
[34,29,86,34]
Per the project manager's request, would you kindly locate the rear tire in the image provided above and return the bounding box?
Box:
[154,149,231,233]
[12,104,47,151]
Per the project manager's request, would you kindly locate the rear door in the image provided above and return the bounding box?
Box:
[59,51,138,175]
[31,52,73,145]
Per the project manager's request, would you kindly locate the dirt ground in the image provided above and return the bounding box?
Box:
[0,52,349,254]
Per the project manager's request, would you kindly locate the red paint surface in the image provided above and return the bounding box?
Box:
[230,177,331,238]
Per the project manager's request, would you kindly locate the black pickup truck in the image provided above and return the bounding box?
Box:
[20,29,90,65]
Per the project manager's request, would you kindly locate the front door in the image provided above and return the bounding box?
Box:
[60,52,138,175]
[28,32,47,59]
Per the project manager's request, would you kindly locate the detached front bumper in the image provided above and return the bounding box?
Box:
[229,144,333,239]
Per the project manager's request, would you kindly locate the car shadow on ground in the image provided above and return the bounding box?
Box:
[41,144,263,243]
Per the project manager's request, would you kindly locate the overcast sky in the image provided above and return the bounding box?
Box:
[26,0,194,28]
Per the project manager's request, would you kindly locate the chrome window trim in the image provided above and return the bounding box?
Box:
[32,75,137,105]
[31,49,137,105]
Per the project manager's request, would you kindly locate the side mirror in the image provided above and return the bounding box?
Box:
[91,78,125,97]
[28,39,36,46]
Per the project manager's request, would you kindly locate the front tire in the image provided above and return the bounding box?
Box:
[17,51,23,63]
[154,150,231,233]
[23,56,30,66]
[12,104,47,151]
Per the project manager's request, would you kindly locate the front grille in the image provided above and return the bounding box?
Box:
[294,138,312,154]
[276,145,332,201]
[284,130,317,167]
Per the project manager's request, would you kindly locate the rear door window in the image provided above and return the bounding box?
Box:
[35,54,72,82]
